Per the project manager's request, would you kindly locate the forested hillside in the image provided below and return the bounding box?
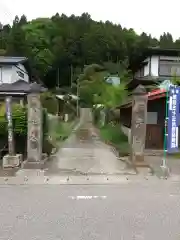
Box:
[0,13,179,88]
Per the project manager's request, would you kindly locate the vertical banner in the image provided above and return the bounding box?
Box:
[167,85,180,153]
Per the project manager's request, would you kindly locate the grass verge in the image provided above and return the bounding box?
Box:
[99,123,130,156]
[54,121,76,142]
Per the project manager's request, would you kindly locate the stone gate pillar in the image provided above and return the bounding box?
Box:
[27,92,42,164]
[3,96,23,168]
[130,85,148,166]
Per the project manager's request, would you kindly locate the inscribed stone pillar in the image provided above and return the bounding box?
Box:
[5,96,15,155]
[27,93,42,163]
[3,96,22,168]
[130,85,148,165]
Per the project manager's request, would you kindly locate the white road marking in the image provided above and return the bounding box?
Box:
[69,195,107,200]
[169,194,180,197]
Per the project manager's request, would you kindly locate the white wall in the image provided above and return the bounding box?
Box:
[144,57,150,76]
[0,65,13,84]
[150,56,159,76]
[134,55,180,78]
[11,64,29,83]
[0,64,29,84]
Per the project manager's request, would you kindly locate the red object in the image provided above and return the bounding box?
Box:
[120,88,167,108]
[148,88,166,100]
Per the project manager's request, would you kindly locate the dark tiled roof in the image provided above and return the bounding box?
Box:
[0,80,47,94]
[147,47,180,56]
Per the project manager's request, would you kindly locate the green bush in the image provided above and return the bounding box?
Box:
[99,123,130,155]
[40,91,58,115]
[0,117,7,135]
[92,107,101,124]
[100,123,127,143]
[12,104,27,136]
[0,103,49,154]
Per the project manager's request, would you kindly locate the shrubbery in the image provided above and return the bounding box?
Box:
[0,103,49,157]
[99,123,130,156]
[92,107,101,125]
[40,91,58,115]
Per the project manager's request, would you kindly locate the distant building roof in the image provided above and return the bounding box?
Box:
[56,94,79,100]
[106,76,120,85]
[130,47,180,72]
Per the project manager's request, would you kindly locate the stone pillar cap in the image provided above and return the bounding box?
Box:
[133,85,147,95]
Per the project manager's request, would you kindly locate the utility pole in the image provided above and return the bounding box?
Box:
[57,67,60,116]
[70,65,73,88]
[57,67,60,89]
[76,77,79,117]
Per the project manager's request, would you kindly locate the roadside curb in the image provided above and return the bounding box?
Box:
[0,174,162,185]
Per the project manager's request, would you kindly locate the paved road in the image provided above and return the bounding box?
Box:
[0,181,180,240]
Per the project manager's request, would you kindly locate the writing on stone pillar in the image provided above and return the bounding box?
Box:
[130,85,147,163]
[27,94,42,162]
[5,96,15,156]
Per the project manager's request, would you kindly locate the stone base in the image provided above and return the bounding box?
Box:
[135,155,145,162]
[21,153,48,169]
[160,165,170,179]
[3,154,22,168]
[129,155,150,168]
[134,161,150,168]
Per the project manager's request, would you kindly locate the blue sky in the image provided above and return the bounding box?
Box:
[1,0,180,40]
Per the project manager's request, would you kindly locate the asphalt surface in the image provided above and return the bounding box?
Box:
[0,181,180,240]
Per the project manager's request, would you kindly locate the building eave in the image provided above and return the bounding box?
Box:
[0,56,28,65]
[130,47,180,73]
[119,88,166,109]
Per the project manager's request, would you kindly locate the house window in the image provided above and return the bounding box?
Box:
[159,60,180,76]
[17,71,24,79]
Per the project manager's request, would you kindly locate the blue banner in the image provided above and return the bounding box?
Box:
[167,85,180,153]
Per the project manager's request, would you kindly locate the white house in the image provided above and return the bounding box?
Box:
[0,56,30,84]
[106,76,120,85]
[134,47,180,79]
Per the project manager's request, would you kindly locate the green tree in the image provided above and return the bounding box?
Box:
[0,12,178,90]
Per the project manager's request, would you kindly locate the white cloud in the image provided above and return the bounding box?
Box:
[0,0,180,39]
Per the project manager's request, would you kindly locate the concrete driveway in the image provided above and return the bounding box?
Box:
[45,130,131,176]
